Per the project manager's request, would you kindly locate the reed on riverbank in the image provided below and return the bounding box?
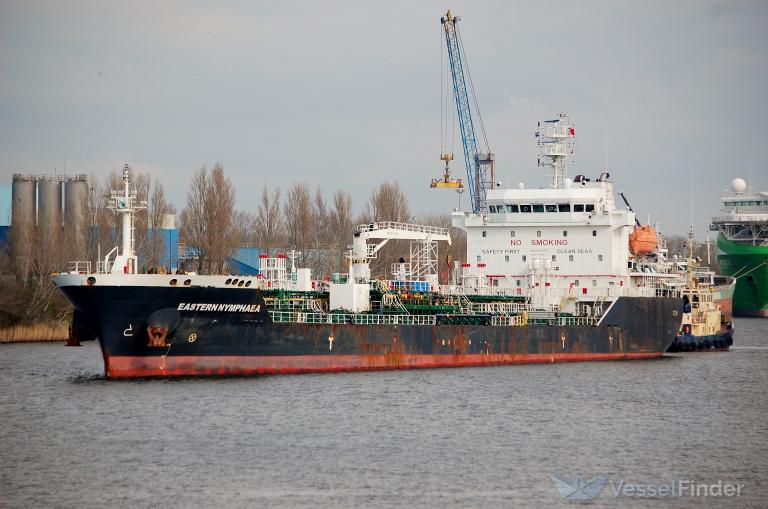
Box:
[0,323,69,343]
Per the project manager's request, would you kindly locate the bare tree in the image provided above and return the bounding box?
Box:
[362,181,412,277]
[180,163,237,274]
[666,234,720,273]
[308,186,333,276]
[256,184,283,256]
[3,188,70,325]
[132,172,151,271]
[145,178,173,271]
[231,210,257,248]
[284,182,313,266]
[329,189,353,273]
[369,181,411,223]
[102,169,124,250]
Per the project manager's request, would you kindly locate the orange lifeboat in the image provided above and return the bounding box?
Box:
[629,225,658,255]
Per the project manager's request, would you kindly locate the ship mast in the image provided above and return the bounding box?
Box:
[686,226,697,301]
[536,113,575,188]
[107,164,146,274]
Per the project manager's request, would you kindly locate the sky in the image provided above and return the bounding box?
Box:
[1,0,767,238]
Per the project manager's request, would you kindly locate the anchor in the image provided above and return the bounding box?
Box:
[147,326,169,347]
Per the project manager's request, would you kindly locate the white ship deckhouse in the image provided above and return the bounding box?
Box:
[452,113,670,299]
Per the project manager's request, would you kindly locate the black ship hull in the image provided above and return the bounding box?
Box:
[667,327,734,352]
[59,285,682,378]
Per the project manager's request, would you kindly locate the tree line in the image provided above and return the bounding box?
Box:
[179,165,467,280]
[0,163,466,327]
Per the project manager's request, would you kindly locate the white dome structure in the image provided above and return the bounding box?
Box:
[730,178,747,193]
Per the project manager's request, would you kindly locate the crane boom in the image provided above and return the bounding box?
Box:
[441,10,493,213]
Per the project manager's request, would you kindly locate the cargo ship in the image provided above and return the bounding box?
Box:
[52,114,682,378]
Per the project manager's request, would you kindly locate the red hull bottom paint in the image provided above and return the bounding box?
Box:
[106,352,664,378]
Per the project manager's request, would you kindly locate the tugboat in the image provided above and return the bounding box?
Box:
[668,230,734,352]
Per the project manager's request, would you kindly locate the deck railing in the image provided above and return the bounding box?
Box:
[268,310,596,327]
[67,261,92,274]
[355,221,449,237]
[269,311,437,326]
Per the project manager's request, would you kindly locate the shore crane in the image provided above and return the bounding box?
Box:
[433,10,494,213]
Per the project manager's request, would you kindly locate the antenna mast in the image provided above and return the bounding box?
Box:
[107,164,146,274]
[536,113,575,188]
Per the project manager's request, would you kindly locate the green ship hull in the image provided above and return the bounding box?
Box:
[717,235,768,317]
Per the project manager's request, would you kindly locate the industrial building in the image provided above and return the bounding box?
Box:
[6,174,259,275]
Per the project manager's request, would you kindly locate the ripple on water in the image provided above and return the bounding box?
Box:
[1,318,766,508]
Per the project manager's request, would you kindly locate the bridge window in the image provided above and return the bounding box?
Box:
[558,203,570,212]
[585,204,595,212]
[507,204,519,213]
[489,205,496,213]
[545,204,557,212]
[520,204,532,213]
[574,204,585,212]
[592,230,597,236]
[532,204,545,212]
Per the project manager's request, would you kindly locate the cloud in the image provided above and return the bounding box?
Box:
[1,0,766,235]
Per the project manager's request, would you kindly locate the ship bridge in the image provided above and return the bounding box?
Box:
[453,175,635,294]
[710,179,768,246]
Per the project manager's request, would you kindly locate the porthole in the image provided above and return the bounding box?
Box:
[225,278,232,285]
[86,276,96,286]
[238,280,244,287]
[245,280,252,287]
[232,278,239,285]
[184,279,191,286]
[169,278,177,286]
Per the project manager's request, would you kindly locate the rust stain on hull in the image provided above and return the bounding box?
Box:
[106,352,664,378]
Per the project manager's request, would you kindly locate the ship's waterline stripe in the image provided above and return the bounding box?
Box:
[105,352,663,378]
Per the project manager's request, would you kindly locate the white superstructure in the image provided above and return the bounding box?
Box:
[710,178,768,246]
[452,113,674,300]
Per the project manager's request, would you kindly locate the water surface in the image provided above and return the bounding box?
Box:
[1,318,766,507]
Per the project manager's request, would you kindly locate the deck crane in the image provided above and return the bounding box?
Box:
[435,10,494,213]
